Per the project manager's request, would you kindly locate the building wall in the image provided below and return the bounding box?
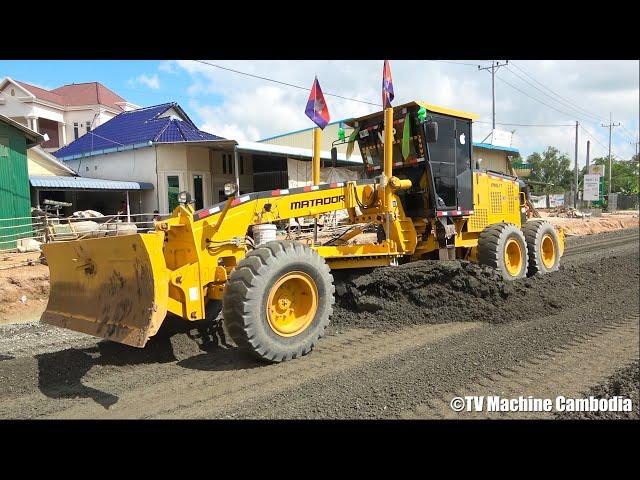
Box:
[29,103,65,123]
[64,146,158,213]
[27,151,74,176]
[0,123,32,249]
[472,147,514,175]
[210,149,254,203]
[62,145,258,214]
[39,118,60,148]
[261,123,359,156]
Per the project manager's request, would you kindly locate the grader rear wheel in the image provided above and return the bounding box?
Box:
[522,220,561,275]
[222,240,334,363]
[478,223,529,281]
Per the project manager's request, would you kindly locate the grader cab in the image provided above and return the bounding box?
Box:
[41,100,565,363]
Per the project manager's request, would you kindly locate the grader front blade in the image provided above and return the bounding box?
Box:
[40,233,169,347]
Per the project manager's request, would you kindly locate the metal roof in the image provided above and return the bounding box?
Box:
[54,103,224,159]
[258,119,351,142]
[473,142,519,153]
[237,140,363,165]
[29,175,154,191]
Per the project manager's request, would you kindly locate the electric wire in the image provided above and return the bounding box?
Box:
[194,60,381,107]
[509,61,606,122]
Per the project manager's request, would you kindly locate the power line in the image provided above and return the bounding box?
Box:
[430,60,484,67]
[509,61,605,122]
[503,66,602,124]
[495,74,583,120]
[194,60,380,107]
[579,124,609,151]
[618,124,639,142]
[475,121,574,127]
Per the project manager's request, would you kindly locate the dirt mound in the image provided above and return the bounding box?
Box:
[556,361,639,420]
[0,263,50,323]
[330,251,639,331]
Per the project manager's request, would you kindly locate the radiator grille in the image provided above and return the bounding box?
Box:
[490,192,503,214]
[507,184,515,214]
[469,208,488,230]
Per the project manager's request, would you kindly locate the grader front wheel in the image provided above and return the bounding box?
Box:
[222,240,335,363]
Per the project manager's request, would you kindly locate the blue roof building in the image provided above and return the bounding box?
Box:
[55,103,227,161]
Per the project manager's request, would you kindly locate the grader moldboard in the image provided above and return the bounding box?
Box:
[41,101,565,362]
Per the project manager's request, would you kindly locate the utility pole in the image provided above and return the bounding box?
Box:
[574,121,579,208]
[478,60,509,131]
[586,140,590,172]
[632,137,639,158]
[601,113,621,199]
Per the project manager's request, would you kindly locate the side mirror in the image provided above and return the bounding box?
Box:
[424,121,438,143]
[330,146,338,167]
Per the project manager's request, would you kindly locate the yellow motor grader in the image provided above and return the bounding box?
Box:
[41,101,564,362]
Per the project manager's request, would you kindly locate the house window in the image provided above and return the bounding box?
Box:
[10,89,15,96]
[73,123,79,140]
[222,154,234,175]
[86,121,92,132]
[167,175,180,212]
[239,155,244,175]
[193,175,204,210]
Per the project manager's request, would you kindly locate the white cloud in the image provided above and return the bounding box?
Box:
[174,60,639,165]
[129,73,160,90]
[158,61,177,74]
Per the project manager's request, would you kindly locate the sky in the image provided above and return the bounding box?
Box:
[2,59,638,169]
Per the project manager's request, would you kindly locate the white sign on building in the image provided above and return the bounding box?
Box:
[583,174,601,201]
[491,129,513,148]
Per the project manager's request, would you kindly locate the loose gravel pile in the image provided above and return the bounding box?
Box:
[330,250,639,331]
[556,361,639,420]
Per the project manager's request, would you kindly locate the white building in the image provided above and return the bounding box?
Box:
[0,77,138,153]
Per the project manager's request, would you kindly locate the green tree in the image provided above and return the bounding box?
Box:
[526,147,573,194]
[589,156,640,195]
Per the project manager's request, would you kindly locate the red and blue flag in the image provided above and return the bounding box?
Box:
[382,59,394,108]
[305,77,330,129]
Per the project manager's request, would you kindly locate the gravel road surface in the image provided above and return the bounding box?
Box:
[0,227,637,419]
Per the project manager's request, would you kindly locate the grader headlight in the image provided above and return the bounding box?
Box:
[177,191,192,204]
[224,182,238,197]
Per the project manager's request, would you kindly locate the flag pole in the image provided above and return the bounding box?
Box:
[313,127,321,186]
[383,106,394,211]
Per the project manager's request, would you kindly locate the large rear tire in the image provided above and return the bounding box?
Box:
[223,240,334,363]
[522,220,560,275]
[478,223,528,281]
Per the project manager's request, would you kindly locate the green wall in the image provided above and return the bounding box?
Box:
[0,122,32,250]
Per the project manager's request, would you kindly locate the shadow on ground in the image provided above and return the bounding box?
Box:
[36,315,260,409]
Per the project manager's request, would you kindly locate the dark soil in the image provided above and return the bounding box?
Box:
[329,249,638,331]
[556,361,640,420]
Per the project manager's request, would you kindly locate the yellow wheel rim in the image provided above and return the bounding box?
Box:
[541,234,556,269]
[267,271,318,337]
[504,238,523,277]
